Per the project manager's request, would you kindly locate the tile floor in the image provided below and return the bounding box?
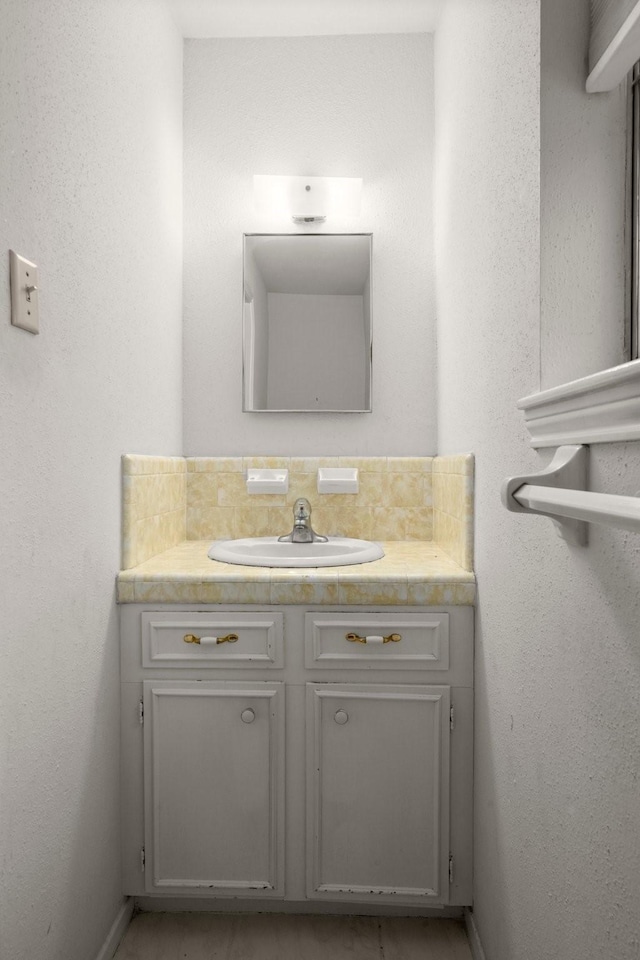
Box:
[113,913,473,960]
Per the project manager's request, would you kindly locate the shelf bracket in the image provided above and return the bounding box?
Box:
[501,445,589,547]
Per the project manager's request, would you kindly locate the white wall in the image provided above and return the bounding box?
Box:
[0,2,183,958]
[541,0,628,387]
[435,2,640,959]
[183,34,436,455]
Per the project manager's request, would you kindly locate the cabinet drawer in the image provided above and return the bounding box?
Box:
[304,612,449,670]
[141,612,284,668]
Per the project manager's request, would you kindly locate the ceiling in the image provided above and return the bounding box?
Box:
[169,0,445,38]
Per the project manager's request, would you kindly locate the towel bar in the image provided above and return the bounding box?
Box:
[502,445,640,545]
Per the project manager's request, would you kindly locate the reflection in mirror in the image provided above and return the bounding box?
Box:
[243,234,372,412]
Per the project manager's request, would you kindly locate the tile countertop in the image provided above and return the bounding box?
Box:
[117,541,476,606]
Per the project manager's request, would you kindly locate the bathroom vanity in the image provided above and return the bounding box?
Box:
[119,541,474,910]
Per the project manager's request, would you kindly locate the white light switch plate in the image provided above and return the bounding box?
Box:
[10,250,39,334]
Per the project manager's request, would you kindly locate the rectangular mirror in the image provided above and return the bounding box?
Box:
[243,233,372,412]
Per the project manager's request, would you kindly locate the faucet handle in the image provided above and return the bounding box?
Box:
[294,497,311,521]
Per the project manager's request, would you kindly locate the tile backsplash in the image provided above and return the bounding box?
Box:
[432,454,474,571]
[187,457,433,544]
[121,455,186,569]
[121,453,474,572]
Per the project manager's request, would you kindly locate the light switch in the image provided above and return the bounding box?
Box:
[10,250,39,334]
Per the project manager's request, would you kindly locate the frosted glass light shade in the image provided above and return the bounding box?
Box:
[253,175,362,221]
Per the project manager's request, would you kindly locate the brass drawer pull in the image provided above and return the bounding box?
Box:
[345,632,402,645]
[183,633,239,646]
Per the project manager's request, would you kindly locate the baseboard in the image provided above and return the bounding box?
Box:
[94,897,134,960]
[464,907,487,960]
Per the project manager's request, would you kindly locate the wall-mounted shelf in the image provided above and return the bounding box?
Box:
[517,359,640,447]
[502,445,640,546]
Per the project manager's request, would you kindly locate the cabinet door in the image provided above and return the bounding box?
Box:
[143,681,284,896]
[306,683,450,904]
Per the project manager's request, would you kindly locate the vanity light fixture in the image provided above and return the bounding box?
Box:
[253,174,362,224]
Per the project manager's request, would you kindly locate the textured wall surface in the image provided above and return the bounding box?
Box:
[435,1,640,959]
[183,34,436,456]
[0,2,183,958]
[541,0,628,388]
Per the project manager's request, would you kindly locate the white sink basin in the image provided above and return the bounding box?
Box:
[208,536,384,568]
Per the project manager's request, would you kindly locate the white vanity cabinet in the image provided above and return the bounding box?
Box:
[120,604,473,909]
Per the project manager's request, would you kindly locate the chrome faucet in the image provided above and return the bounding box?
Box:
[278,498,328,544]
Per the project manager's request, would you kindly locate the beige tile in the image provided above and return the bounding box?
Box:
[338,580,408,604]
[290,456,319,472]
[386,456,434,473]
[384,472,424,507]
[216,472,247,506]
[423,473,434,508]
[408,581,476,605]
[234,506,275,537]
[270,580,341,604]
[132,474,185,518]
[432,473,445,511]
[164,508,187,546]
[442,477,458,517]
[456,454,474,476]
[118,541,475,607]
[315,505,374,540]
[122,454,186,475]
[357,471,386,505]
[269,505,295,536]
[433,453,474,476]
[197,581,272,604]
[434,511,458,559]
[432,456,451,474]
[286,472,318,504]
[133,580,208,603]
[449,474,466,519]
[337,559,406,582]
[312,492,357,512]
[338,456,386,470]
[243,456,291,469]
[370,507,407,540]
[188,457,243,473]
[116,579,135,602]
[187,472,218,507]
[187,506,236,540]
[404,508,433,541]
[218,472,286,508]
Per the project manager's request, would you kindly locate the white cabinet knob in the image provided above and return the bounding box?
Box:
[334,709,349,725]
[241,708,256,724]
